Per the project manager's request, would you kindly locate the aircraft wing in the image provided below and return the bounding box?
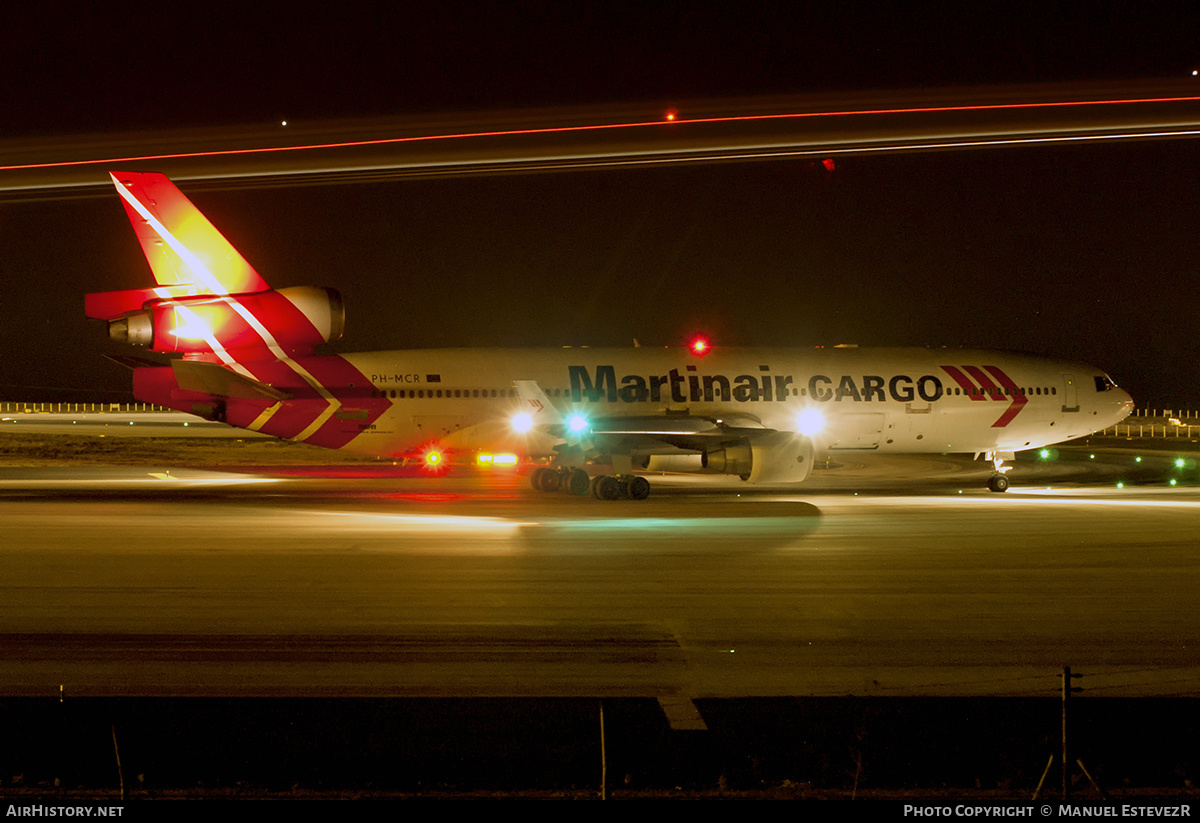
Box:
[581,415,779,455]
[109,172,269,295]
[511,380,810,483]
[513,379,777,447]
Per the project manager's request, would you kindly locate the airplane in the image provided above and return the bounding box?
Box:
[86,171,1133,498]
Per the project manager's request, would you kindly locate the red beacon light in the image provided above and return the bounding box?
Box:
[689,336,711,356]
[420,445,448,474]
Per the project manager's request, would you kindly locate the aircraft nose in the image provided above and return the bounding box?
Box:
[1115,389,1134,422]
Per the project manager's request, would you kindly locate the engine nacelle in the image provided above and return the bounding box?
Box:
[746,432,814,484]
[643,454,705,472]
[703,444,754,479]
[645,435,814,484]
[105,286,344,355]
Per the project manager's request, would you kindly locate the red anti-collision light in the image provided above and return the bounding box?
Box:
[690,336,711,356]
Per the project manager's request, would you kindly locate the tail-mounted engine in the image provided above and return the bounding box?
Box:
[87,285,344,358]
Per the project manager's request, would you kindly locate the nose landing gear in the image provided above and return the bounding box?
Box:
[986,450,1013,493]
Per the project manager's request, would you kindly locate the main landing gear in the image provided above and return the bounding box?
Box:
[589,474,650,501]
[530,466,591,496]
[529,467,650,500]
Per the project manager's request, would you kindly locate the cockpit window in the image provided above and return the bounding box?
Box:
[1094,375,1116,392]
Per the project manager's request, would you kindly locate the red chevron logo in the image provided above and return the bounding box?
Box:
[940,365,1029,427]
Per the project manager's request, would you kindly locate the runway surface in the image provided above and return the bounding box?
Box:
[0,442,1197,700]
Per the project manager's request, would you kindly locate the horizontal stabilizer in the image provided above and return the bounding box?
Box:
[103,353,166,370]
[171,360,291,402]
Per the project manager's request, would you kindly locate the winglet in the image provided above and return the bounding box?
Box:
[109,171,270,295]
[513,380,564,426]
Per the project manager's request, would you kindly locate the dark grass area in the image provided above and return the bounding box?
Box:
[0,433,384,467]
[0,697,1197,798]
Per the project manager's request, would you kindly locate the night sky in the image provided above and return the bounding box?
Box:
[4,4,1200,409]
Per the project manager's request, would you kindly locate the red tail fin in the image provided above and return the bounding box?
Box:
[88,172,343,364]
[109,171,269,294]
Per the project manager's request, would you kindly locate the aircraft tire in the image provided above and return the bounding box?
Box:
[624,475,650,500]
[593,475,622,501]
[568,468,591,496]
[987,474,1010,493]
[530,467,548,491]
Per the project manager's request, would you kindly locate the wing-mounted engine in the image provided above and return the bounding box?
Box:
[745,431,814,483]
[647,432,814,484]
[701,444,753,478]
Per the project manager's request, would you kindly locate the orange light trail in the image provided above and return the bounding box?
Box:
[4,94,1200,173]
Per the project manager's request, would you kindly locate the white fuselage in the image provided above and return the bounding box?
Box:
[332,346,1133,458]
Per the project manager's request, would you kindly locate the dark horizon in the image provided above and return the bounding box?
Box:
[3,6,1200,409]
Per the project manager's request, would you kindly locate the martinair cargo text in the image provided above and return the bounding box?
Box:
[86,172,1133,499]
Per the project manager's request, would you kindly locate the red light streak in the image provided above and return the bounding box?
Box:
[4,94,1200,173]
